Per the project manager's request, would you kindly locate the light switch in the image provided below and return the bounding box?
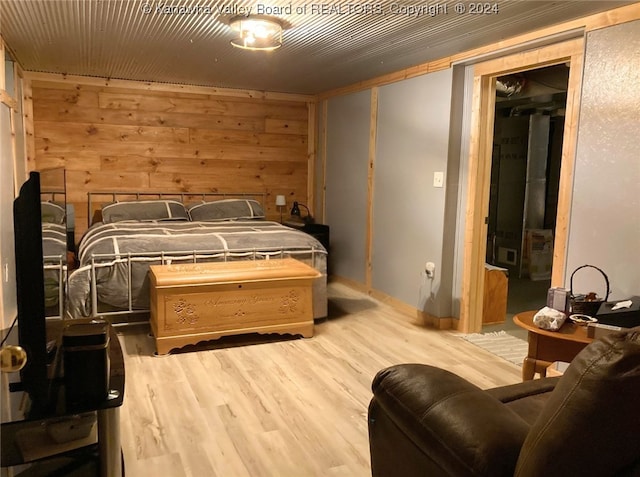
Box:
[433,171,444,188]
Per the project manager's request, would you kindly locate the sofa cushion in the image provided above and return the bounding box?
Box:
[516,327,640,477]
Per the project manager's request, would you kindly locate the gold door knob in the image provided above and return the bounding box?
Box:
[0,345,28,372]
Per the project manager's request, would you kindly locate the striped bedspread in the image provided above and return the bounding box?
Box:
[67,220,327,319]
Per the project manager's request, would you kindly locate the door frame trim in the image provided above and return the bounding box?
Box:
[459,38,585,333]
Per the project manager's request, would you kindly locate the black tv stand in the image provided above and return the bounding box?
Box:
[46,339,59,359]
[7,324,64,417]
[1,321,125,477]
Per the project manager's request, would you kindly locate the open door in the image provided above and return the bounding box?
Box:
[460,38,585,333]
[482,65,570,330]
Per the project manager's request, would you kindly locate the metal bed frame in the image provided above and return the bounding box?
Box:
[83,245,327,322]
[41,190,67,320]
[44,256,66,320]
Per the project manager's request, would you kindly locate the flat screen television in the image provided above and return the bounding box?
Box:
[13,171,51,413]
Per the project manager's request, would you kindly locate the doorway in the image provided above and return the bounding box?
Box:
[460,38,584,334]
[483,65,569,338]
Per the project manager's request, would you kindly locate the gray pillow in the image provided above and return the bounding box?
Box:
[101,200,189,223]
[188,199,265,221]
[41,201,66,224]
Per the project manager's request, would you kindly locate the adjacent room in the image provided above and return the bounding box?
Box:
[1,1,639,476]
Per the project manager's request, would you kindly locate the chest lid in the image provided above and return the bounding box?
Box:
[149,258,320,287]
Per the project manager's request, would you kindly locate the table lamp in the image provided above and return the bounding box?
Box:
[275,195,286,222]
[291,201,313,224]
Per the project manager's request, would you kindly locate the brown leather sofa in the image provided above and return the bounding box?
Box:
[368,328,640,477]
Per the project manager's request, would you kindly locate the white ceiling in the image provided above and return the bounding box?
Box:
[0,0,633,94]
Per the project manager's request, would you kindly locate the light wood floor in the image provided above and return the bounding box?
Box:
[118,282,522,477]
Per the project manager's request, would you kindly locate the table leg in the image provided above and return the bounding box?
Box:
[522,357,536,381]
[98,407,121,477]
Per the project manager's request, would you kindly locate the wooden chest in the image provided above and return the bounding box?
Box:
[149,258,320,354]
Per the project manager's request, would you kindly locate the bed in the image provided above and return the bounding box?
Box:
[67,193,328,323]
[41,201,67,318]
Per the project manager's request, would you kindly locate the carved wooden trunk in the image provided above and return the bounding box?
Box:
[149,258,320,354]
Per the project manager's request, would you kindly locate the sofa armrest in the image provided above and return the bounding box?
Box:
[369,364,530,477]
[486,376,559,403]
[486,377,559,425]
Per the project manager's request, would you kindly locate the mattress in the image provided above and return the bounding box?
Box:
[67,220,328,320]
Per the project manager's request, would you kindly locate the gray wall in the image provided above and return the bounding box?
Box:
[566,20,640,300]
[323,21,639,318]
[372,70,453,315]
[314,105,325,220]
[325,90,371,283]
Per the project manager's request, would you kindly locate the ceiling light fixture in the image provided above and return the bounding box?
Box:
[229,15,283,51]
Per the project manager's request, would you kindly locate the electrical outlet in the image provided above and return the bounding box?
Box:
[425,262,436,278]
[433,172,444,188]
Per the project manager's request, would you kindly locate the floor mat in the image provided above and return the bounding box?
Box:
[462,331,528,366]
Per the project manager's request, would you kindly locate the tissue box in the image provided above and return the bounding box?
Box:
[595,296,640,328]
[547,287,570,314]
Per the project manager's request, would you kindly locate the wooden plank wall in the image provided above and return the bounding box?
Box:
[28,77,313,244]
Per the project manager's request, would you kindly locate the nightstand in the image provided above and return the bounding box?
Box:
[283,220,330,252]
[302,223,330,252]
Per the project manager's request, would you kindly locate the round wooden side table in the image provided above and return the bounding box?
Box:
[513,310,592,380]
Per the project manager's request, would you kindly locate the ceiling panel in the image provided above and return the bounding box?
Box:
[0,0,634,94]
